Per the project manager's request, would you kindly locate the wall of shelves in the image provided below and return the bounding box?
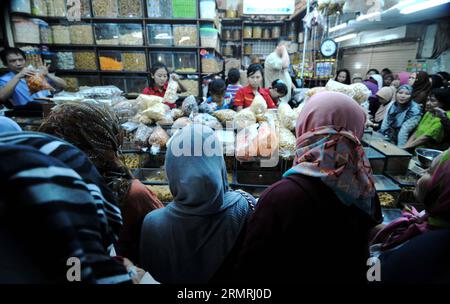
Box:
[3,0,225,96]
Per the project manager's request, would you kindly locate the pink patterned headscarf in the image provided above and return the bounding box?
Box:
[371,149,450,251]
[284,92,378,218]
[397,71,410,86]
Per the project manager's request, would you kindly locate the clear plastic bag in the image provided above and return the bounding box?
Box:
[181,95,199,116]
[142,102,170,122]
[233,108,256,130]
[26,66,54,94]
[236,123,259,161]
[212,109,236,124]
[162,77,178,104]
[198,101,216,114]
[278,102,296,131]
[279,127,297,158]
[170,108,184,120]
[157,111,174,126]
[257,122,279,158]
[137,94,164,110]
[192,113,222,130]
[249,95,267,116]
[134,123,154,143]
[173,117,192,129]
[148,126,169,149]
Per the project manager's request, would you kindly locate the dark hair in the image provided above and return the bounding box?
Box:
[366,68,380,75]
[0,48,26,66]
[227,68,240,85]
[208,79,226,97]
[271,79,288,96]
[430,74,444,89]
[381,68,393,75]
[247,63,264,78]
[431,88,450,111]
[334,69,351,85]
[437,71,449,81]
[149,63,169,87]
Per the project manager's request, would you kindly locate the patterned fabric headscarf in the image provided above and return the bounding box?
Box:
[39,102,133,206]
[283,91,378,219]
[372,149,450,251]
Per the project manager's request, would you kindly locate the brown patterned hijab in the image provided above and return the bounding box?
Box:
[39,102,133,206]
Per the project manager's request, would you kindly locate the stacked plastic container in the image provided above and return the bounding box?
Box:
[200,28,219,48]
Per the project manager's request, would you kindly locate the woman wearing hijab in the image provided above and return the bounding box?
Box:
[403,88,450,151]
[39,102,164,263]
[0,132,134,283]
[371,149,450,283]
[363,78,381,117]
[140,124,255,284]
[372,86,395,131]
[233,92,382,283]
[370,74,383,91]
[409,71,432,105]
[379,85,422,147]
[396,71,410,86]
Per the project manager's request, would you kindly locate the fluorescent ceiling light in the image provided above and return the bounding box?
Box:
[329,23,347,32]
[400,0,450,14]
[335,33,357,42]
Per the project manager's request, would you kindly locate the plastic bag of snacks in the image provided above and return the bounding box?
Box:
[181,95,199,116]
[172,117,192,129]
[142,102,170,122]
[305,87,326,99]
[325,79,354,98]
[198,101,216,114]
[249,95,267,116]
[233,108,256,130]
[212,109,236,124]
[279,128,297,158]
[235,123,259,161]
[26,66,54,94]
[350,83,371,104]
[170,108,184,120]
[148,126,170,152]
[278,102,296,131]
[157,111,174,126]
[137,94,164,111]
[134,123,154,143]
[192,113,223,130]
[162,77,178,105]
[257,122,279,158]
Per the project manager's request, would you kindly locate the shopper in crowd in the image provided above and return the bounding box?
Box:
[234,64,277,111]
[371,86,395,131]
[381,68,393,78]
[142,63,187,109]
[371,149,450,283]
[233,91,382,283]
[334,69,351,85]
[0,116,22,133]
[0,132,136,283]
[0,48,67,108]
[225,68,242,102]
[364,78,381,117]
[437,71,449,88]
[366,68,380,79]
[383,73,394,87]
[403,88,450,151]
[370,74,383,91]
[352,73,363,84]
[203,78,233,111]
[264,79,288,106]
[264,39,292,103]
[430,74,444,89]
[409,71,432,105]
[140,124,256,284]
[39,103,164,263]
[397,71,410,86]
[379,85,422,147]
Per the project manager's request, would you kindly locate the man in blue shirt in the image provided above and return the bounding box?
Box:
[0,48,67,108]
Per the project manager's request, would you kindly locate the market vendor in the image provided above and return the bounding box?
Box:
[202,78,233,111]
[142,63,187,109]
[0,48,67,108]
[263,79,288,106]
[234,64,276,111]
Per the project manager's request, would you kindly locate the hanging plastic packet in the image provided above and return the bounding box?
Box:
[26,65,54,94]
[162,77,179,104]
